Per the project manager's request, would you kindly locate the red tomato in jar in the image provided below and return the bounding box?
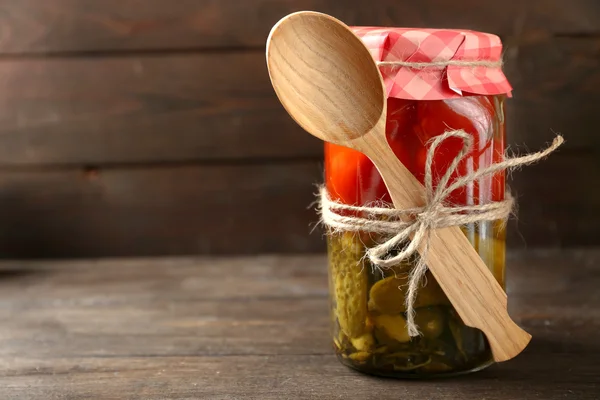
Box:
[325,96,505,207]
[325,99,418,206]
[325,143,379,205]
[415,97,497,205]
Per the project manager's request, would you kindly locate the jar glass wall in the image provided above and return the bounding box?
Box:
[325,95,506,378]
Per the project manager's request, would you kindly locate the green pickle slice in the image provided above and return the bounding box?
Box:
[368,273,450,315]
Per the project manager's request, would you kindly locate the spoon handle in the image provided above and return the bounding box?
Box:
[361,130,531,362]
[426,227,532,362]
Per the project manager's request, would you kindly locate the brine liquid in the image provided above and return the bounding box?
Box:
[325,96,506,378]
[327,220,505,377]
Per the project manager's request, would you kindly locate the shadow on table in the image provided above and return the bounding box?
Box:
[475,335,600,384]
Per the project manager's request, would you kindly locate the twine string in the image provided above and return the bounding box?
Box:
[319,131,564,336]
[376,59,503,69]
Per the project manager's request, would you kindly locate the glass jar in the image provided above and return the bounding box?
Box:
[325,95,507,378]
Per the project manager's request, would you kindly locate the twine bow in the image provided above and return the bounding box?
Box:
[319,131,564,336]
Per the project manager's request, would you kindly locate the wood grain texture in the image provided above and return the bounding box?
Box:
[0,251,598,399]
[0,150,593,258]
[0,0,598,54]
[0,2,596,256]
[507,151,600,248]
[0,162,325,258]
[504,35,600,149]
[266,11,386,146]
[0,36,596,167]
[0,52,319,165]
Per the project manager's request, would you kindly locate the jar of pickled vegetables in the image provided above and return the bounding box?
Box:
[324,27,513,378]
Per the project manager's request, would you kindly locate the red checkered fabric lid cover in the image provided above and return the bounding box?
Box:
[351,27,512,100]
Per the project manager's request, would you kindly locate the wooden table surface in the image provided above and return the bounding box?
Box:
[0,250,598,399]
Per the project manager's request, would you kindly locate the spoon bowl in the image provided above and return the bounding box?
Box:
[266,11,386,147]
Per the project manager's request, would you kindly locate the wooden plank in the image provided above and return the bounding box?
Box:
[0,255,332,358]
[1,352,599,400]
[0,251,598,399]
[0,0,598,54]
[0,150,593,258]
[0,162,325,258]
[504,36,600,149]
[0,36,597,166]
[0,52,321,165]
[507,151,600,248]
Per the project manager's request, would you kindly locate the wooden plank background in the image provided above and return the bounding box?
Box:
[0,0,597,257]
[0,251,599,398]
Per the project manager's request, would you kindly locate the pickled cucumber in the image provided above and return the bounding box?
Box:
[373,314,411,343]
[328,232,370,339]
[414,307,445,339]
[351,333,375,352]
[327,221,504,377]
[368,273,450,314]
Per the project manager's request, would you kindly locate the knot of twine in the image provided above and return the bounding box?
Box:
[319,131,564,337]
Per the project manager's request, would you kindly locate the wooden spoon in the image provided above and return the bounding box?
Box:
[266,11,531,362]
